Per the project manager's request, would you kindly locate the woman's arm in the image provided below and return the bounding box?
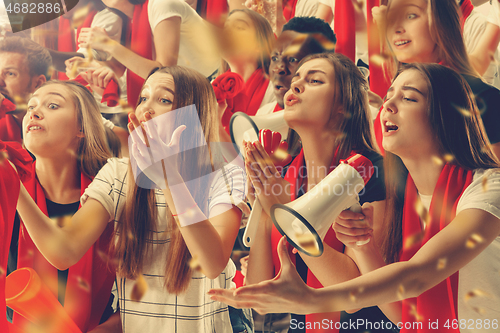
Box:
[81,16,181,79]
[210,208,500,315]
[16,183,111,270]
[468,22,500,76]
[246,213,276,284]
[315,3,333,23]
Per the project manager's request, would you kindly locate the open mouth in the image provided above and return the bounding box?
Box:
[27,125,43,133]
[274,84,287,92]
[285,93,300,106]
[394,40,411,47]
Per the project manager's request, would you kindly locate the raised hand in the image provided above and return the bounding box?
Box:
[128,112,186,189]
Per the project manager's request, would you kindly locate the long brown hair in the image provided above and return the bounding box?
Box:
[115,66,221,294]
[39,80,111,178]
[383,0,477,79]
[383,63,499,263]
[287,52,378,163]
[221,9,274,74]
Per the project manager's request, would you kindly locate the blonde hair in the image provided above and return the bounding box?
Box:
[38,80,111,178]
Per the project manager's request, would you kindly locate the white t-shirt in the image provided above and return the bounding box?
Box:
[81,158,246,333]
[318,0,368,64]
[295,0,319,18]
[256,101,278,116]
[148,0,220,77]
[463,9,499,87]
[419,168,500,332]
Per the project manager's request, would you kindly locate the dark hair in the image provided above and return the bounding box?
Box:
[283,16,336,44]
[0,37,52,79]
[116,66,223,294]
[287,52,378,162]
[383,63,499,263]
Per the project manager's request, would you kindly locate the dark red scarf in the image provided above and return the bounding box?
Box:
[221,68,270,130]
[58,12,97,80]
[274,103,283,112]
[460,0,474,31]
[0,142,32,333]
[198,0,229,27]
[127,0,153,107]
[334,0,356,62]
[400,165,473,332]
[15,163,115,332]
[0,99,22,144]
[271,148,358,332]
[282,0,299,22]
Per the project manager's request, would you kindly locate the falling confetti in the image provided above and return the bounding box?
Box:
[370,53,392,67]
[71,4,93,29]
[313,34,336,51]
[77,276,90,292]
[188,255,204,273]
[465,233,485,249]
[403,231,424,250]
[432,155,444,166]
[464,289,491,302]
[443,154,454,163]
[471,307,486,315]
[409,303,424,321]
[131,273,148,301]
[0,266,4,277]
[414,197,429,226]
[52,215,72,228]
[294,232,320,256]
[481,169,496,192]
[127,231,135,241]
[436,258,447,270]
[397,284,405,299]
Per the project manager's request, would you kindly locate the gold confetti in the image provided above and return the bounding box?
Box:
[370,53,392,67]
[119,99,134,114]
[313,34,336,51]
[71,4,93,29]
[131,273,148,301]
[409,303,424,321]
[0,266,4,277]
[188,256,204,273]
[127,231,135,241]
[464,289,491,302]
[437,258,447,270]
[52,215,71,228]
[414,197,429,226]
[452,103,471,117]
[349,287,364,302]
[432,155,444,166]
[0,150,7,164]
[472,307,486,315]
[77,276,90,292]
[273,148,289,161]
[403,231,424,250]
[294,232,320,256]
[465,233,485,249]
[443,154,454,163]
[397,284,405,299]
[481,169,496,192]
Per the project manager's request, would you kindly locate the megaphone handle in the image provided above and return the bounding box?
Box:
[349,202,370,246]
[243,199,262,247]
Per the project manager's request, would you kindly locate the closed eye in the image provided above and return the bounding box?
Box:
[403,97,417,102]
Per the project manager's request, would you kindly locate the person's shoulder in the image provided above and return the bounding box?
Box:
[98,157,129,177]
[461,74,500,97]
[149,0,188,12]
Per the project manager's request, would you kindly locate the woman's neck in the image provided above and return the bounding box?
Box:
[35,156,81,204]
[300,130,341,191]
[401,155,444,196]
[228,61,258,82]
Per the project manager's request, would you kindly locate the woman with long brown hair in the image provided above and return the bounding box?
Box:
[15,66,247,332]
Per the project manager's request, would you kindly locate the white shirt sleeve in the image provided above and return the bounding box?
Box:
[295,0,319,18]
[487,0,500,27]
[148,0,187,32]
[456,168,500,219]
[81,158,129,222]
[77,9,123,54]
[208,164,246,216]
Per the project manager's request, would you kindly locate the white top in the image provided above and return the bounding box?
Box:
[82,158,246,333]
[463,9,499,86]
[318,0,369,64]
[418,168,500,332]
[261,80,277,108]
[148,0,220,77]
[77,8,128,114]
[295,0,319,18]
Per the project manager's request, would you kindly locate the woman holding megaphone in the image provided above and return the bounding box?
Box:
[243,52,392,332]
[209,64,500,332]
[14,66,249,333]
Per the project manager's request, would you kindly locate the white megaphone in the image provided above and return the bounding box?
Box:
[229,111,288,155]
[270,154,374,256]
[230,111,289,247]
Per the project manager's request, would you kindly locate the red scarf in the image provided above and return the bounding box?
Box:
[57,12,97,80]
[271,148,358,332]
[460,0,474,31]
[127,0,153,107]
[334,0,356,62]
[198,0,229,27]
[400,165,473,333]
[0,98,22,144]
[0,142,32,333]
[221,68,270,129]
[15,163,115,332]
[274,103,283,112]
[282,0,299,22]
